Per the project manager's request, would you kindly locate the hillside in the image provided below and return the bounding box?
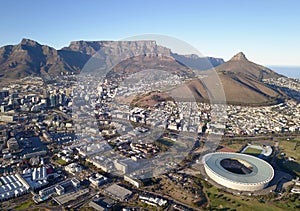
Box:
[215,52,283,80]
[186,52,285,105]
[0,39,87,82]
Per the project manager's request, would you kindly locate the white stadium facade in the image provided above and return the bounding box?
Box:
[203,152,274,192]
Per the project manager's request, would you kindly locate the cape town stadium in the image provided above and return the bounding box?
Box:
[203,152,274,191]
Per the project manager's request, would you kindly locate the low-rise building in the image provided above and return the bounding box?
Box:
[89,173,108,187]
[104,184,132,201]
[65,163,83,175]
[0,174,30,201]
[7,138,19,151]
[34,178,80,203]
[124,175,142,188]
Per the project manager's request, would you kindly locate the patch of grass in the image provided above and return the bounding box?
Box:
[156,137,175,146]
[55,158,67,166]
[14,199,34,210]
[228,143,244,150]
[222,139,246,152]
[149,175,206,208]
[278,138,300,176]
[243,147,263,156]
[206,186,289,211]
[279,139,300,161]
[154,138,175,152]
[274,193,300,210]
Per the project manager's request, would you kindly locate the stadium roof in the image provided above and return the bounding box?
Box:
[204,152,274,184]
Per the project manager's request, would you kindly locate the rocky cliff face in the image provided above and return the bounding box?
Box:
[0,38,224,81]
[63,40,174,75]
[65,40,171,56]
[171,53,224,70]
[229,52,248,61]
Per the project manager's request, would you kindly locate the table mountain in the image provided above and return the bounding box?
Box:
[0,39,224,82]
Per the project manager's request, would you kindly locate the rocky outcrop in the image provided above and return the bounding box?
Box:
[0,38,224,81]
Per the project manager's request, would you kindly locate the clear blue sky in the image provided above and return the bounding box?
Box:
[1,0,300,66]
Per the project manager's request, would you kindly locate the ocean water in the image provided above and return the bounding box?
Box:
[268,66,300,79]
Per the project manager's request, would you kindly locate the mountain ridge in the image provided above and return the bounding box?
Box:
[0,38,225,81]
[0,38,287,105]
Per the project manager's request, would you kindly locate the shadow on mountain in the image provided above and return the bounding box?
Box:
[58,50,91,70]
[171,52,224,71]
[267,84,300,103]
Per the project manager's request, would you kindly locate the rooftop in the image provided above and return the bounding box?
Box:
[104,184,132,201]
[204,152,274,184]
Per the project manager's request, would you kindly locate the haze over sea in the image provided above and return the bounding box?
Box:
[268,66,300,79]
